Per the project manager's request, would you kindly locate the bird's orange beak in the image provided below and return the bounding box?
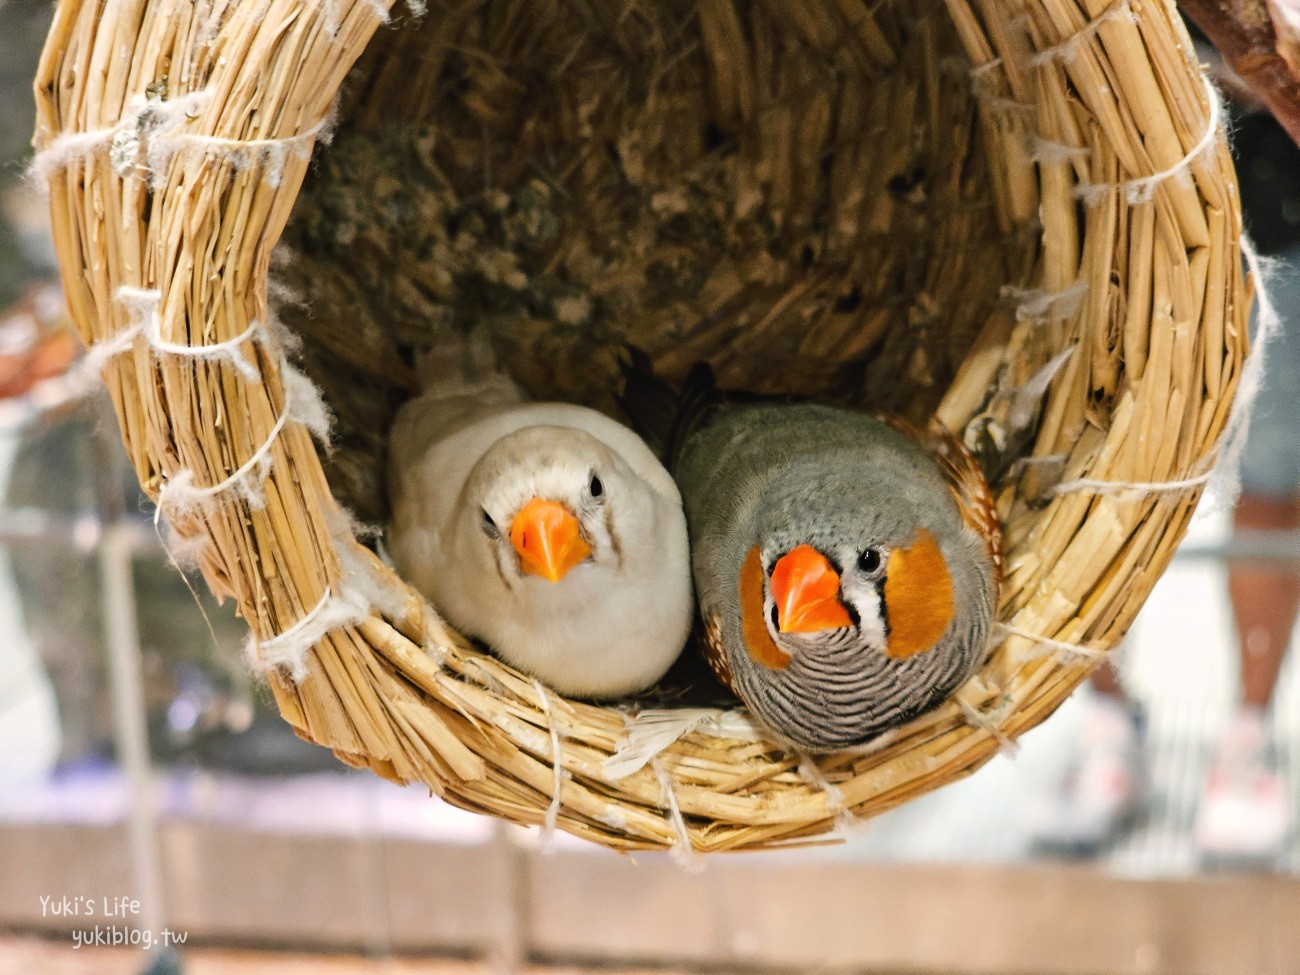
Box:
[770,544,853,634]
[510,497,591,583]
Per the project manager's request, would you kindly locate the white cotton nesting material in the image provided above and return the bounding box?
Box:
[155,359,329,518]
[652,760,702,871]
[1001,280,1090,323]
[246,584,371,683]
[244,506,413,683]
[28,89,211,187]
[1207,237,1284,512]
[30,86,339,192]
[1074,79,1224,207]
[110,285,265,382]
[796,754,865,837]
[996,621,1106,664]
[532,679,566,843]
[1027,0,1137,68]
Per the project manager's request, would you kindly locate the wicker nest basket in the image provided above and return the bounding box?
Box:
[35,0,1250,854]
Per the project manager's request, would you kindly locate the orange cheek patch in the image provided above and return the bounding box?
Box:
[740,546,791,670]
[882,528,954,660]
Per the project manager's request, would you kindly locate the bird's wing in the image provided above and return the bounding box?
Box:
[700,613,737,695]
[618,353,808,478]
[616,347,680,460]
[886,417,1004,581]
[618,354,727,474]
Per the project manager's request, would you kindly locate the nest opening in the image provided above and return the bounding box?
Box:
[36,0,1248,853]
[273,0,1034,525]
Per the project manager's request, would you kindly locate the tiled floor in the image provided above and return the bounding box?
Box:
[0,937,669,975]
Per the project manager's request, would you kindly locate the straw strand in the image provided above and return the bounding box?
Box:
[652,761,701,870]
[1074,79,1223,206]
[533,679,565,842]
[1028,0,1136,67]
[1050,236,1277,505]
[155,360,330,517]
[108,286,265,380]
[30,88,337,190]
[996,622,1106,662]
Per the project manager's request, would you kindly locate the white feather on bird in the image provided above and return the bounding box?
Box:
[387,337,693,699]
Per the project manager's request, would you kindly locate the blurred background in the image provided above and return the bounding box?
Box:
[1,4,1299,974]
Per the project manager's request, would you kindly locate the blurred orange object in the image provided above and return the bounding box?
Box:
[0,283,77,401]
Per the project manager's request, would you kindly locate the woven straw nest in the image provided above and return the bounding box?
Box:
[35,0,1250,854]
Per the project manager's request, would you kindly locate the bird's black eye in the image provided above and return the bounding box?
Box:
[589,474,604,498]
[770,603,780,630]
[858,547,883,576]
[481,508,500,538]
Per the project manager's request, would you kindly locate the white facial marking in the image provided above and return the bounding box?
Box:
[473,428,623,583]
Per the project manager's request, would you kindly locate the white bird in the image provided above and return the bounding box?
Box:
[387,343,693,699]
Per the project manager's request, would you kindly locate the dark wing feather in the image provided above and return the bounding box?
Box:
[701,614,737,695]
[618,352,726,473]
[616,347,679,459]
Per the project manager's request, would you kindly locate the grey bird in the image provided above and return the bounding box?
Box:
[622,361,1002,751]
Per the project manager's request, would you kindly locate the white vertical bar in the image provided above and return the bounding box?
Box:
[99,521,165,947]
[489,821,526,973]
